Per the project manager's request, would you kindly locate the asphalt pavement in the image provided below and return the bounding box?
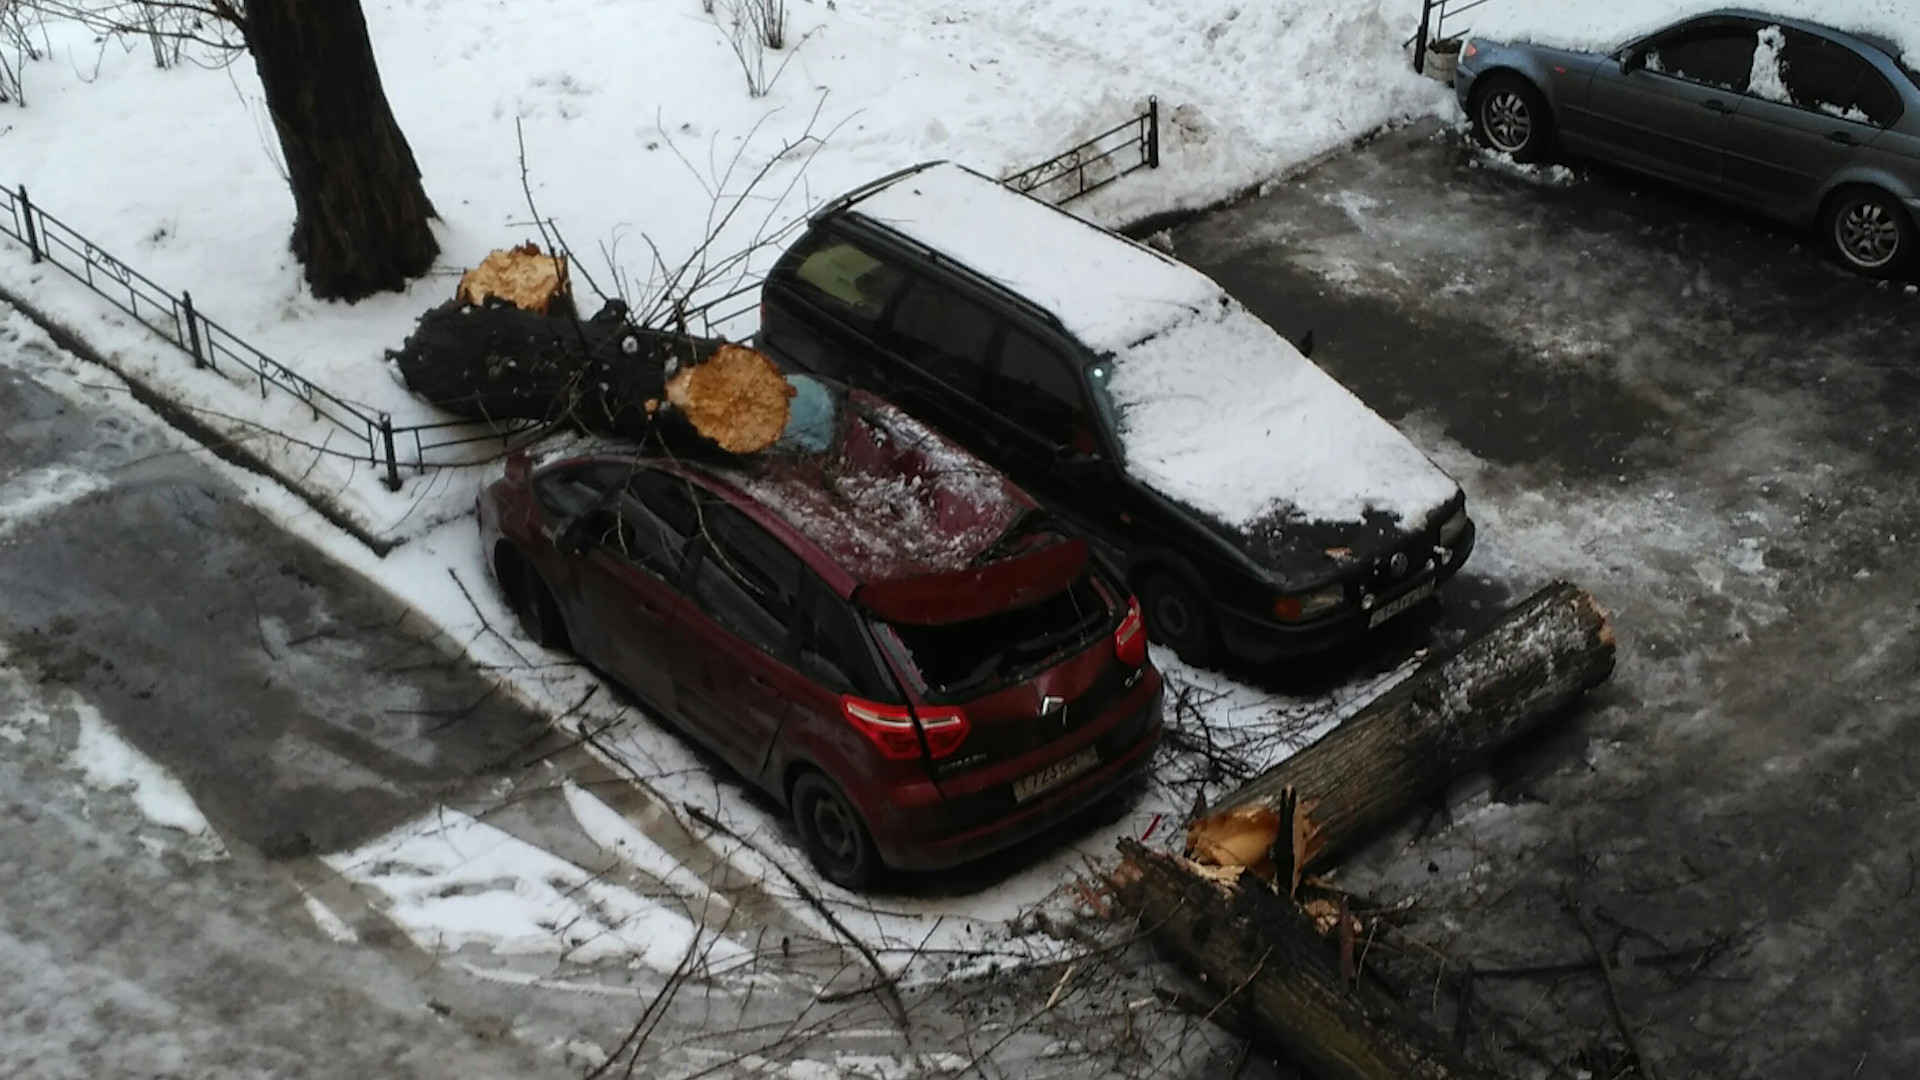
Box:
[1165,119,1920,1080]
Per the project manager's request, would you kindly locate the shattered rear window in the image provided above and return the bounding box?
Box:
[879,573,1113,698]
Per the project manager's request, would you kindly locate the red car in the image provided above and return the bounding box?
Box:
[477,375,1163,888]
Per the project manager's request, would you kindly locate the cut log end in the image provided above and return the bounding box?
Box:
[664,343,796,455]
[455,243,571,314]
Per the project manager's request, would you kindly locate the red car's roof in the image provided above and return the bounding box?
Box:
[714,388,1036,588]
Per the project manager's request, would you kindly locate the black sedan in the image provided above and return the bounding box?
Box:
[1457,8,1920,275]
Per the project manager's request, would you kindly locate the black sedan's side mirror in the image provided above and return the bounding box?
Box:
[1618,46,1645,74]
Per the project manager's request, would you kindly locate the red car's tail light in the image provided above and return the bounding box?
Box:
[918,707,969,758]
[841,697,971,760]
[1114,596,1148,667]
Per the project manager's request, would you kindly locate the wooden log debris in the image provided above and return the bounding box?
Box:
[389,243,795,456]
[1215,580,1616,884]
[1115,841,1498,1080]
[1114,582,1616,1080]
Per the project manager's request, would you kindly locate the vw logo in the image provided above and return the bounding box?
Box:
[1039,695,1065,717]
[1389,552,1409,577]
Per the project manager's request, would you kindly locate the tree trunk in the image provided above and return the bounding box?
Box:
[390,299,797,457]
[1110,584,1614,1080]
[1114,841,1499,1080]
[1216,582,1616,879]
[245,0,439,302]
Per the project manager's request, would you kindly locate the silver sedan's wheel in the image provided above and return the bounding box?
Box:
[1471,75,1552,163]
[1826,189,1911,274]
[1482,91,1531,152]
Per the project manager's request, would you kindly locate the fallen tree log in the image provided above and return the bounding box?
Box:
[1112,583,1616,1080]
[1114,841,1497,1080]
[387,245,797,456]
[1217,580,1616,880]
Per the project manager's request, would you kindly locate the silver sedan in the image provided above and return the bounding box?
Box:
[1456,8,1920,276]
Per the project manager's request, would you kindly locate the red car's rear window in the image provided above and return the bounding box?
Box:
[876,568,1117,699]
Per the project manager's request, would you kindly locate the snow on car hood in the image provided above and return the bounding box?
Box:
[1099,296,1460,530]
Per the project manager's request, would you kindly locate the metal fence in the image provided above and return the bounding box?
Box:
[1413,0,1500,73]
[1004,97,1160,206]
[0,184,534,491]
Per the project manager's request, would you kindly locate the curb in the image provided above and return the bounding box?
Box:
[0,280,398,556]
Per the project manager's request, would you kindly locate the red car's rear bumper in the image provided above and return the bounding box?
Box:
[868,687,1163,872]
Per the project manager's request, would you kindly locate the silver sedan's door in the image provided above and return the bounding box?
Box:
[1721,28,1898,215]
[1579,20,1759,187]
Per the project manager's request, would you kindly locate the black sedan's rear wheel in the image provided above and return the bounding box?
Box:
[1471,74,1552,163]
[791,771,880,891]
[1139,571,1223,669]
[1823,186,1915,276]
[498,548,570,650]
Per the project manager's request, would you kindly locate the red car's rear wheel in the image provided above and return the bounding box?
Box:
[791,771,880,890]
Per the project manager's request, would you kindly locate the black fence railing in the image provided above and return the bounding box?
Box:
[1004,97,1159,206]
[1413,0,1500,73]
[0,183,535,491]
[2,107,1167,495]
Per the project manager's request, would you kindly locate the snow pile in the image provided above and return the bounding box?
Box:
[1104,298,1460,528]
[0,464,110,542]
[1750,25,1793,104]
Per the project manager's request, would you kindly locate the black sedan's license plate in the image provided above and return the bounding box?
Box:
[1012,747,1098,803]
[1368,580,1435,629]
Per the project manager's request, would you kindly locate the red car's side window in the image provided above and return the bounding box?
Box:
[686,502,803,659]
[794,580,893,700]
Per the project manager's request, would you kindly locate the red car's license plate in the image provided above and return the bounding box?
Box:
[1012,747,1099,803]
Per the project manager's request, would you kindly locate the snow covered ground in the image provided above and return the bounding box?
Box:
[5,0,1914,1000]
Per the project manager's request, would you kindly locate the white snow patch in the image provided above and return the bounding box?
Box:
[0,465,111,540]
[299,892,361,945]
[322,809,751,972]
[560,780,724,911]
[852,162,1224,355]
[1469,149,1579,188]
[1751,26,1792,105]
[69,707,223,845]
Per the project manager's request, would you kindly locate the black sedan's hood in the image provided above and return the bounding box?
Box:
[1196,498,1459,588]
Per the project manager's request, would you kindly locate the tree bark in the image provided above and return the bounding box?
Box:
[1114,842,1499,1080]
[1215,582,1616,878]
[245,0,439,301]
